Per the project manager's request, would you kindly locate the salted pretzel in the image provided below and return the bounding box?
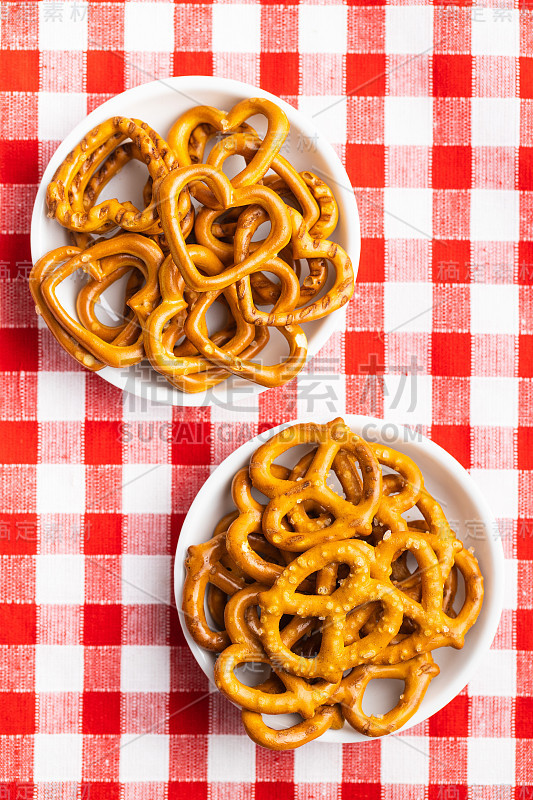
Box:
[258,539,405,681]
[46,117,189,233]
[331,652,439,737]
[182,418,485,749]
[249,419,382,550]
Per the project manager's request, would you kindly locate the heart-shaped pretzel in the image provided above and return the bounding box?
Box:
[154,164,292,293]
[46,117,184,233]
[30,246,104,371]
[39,234,162,368]
[236,206,354,327]
[167,98,290,206]
[144,247,270,392]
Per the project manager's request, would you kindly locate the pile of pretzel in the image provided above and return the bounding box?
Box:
[30,98,354,392]
[182,418,484,750]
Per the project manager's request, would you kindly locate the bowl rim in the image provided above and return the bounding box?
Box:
[30,75,361,406]
[173,413,505,743]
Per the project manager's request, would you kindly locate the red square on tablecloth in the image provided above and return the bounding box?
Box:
[431,424,471,468]
[0,50,39,92]
[346,54,386,96]
[0,692,34,734]
[86,51,125,94]
[260,52,299,97]
[432,333,471,377]
[345,330,384,375]
[83,691,121,734]
[433,146,472,190]
[428,694,469,737]
[433,54,472,97]
[0,421,37,463]
[0,140,38,184]
[346,144,385,188]
[84,604,122,646]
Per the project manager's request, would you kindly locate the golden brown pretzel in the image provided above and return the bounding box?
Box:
[241,676,344,749]
[250,419,381,550]
[168,98,290,206]
[39,235,162,368]
[331,653,439,737]
[30,246,104,371]
[46,117,184,233]
[258,539,404,681]
[154,164,293,293]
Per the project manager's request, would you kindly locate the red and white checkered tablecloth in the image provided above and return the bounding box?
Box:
[0,0,531,796]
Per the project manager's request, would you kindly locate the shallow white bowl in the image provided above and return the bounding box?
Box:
[31,76,360,407]
[174,414,504,743]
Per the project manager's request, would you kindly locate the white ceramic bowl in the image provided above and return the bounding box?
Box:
[31,76,360,407]
[174,414,504,743]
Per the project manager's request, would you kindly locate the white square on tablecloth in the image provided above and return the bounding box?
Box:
[385,98,433,146]
[212,4,260,53]
[294,741,342,783]
[36,554,84,604]
[471,377,518,427]
[472,98,520,147]
[36,645,84,692]
[121,555,171,605]
[384,189,432,240]
[470,284,519,335]
[381,736,429,784]
[37,464,85,514]
[39,3,88,51]
[472,10,519,56]
[38,92,87,141]
[121,646,170,692]
[469,469,518,519]
[467,738,515,785]
[299,5,347,54]
[37,372,85,422]
[384,282,433,333]
[385,6,433,55]
[470,189,519,242]
[122,464,171,514]
[383,374,432,426]
[34,734,83,781]
[297,375,346,420]
[207,734,255,782]
[120,734,169,782]
[298,96,347,145]
[124,2,174,52]
[468,649,516,696]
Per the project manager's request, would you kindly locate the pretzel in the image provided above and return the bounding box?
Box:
[75,256,143,344]
[258,539,406,681]
[30,246,105,371]
[181,417,485,748]
[241,676,344,749]
[235,206,354,327]
[331,653,439,737]
[46,117,187,233]
[39,235,162,368]
[182,532,246,652]
[154,164,292,293]
[167,98,290,206]
[144,249,272,392]
[250,419,382,550]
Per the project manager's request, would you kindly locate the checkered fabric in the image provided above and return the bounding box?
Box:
[0,0,530,796]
